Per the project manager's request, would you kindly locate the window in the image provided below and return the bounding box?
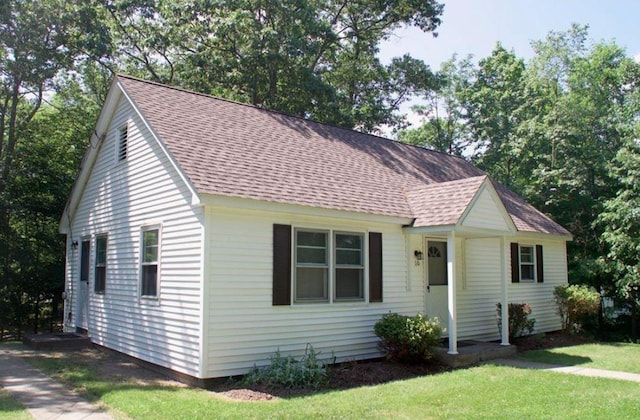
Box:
[295,229,329,302]
[273,225,382,305]
[80,239,90,285]
[117,123,128,162]
[511,243,544,283]
[292,228,366,303]
[519,245,535,281]
[335,232,364,300]
[94,235,107,294]
[141,228,159,297]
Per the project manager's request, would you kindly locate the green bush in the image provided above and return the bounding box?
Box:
[496,302,536,341]
[243,344,328,389]
[374,312,443,363]
[554,284,601,333]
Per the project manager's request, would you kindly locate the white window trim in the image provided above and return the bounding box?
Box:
[139,225,161,303]
[292,227,368,305]
[519,244,536,282]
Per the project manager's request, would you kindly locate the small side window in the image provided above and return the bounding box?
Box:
[141,227,159,298]
[94,235,107,294]
[117,123,128,162]
[519,245,536,282]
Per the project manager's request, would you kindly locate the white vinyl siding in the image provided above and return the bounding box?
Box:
[64,96,204,377]
[509,239,567,334]
[454,237,567,341]
[460,187,510,231]
[204,206,420,378]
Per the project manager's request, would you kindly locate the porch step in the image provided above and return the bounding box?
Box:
[434,341,517,368]
[23,332,91,351]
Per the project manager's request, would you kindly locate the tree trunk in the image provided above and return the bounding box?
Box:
[632,303,638,343]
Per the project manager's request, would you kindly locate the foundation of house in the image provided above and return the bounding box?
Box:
[23,332,91,351]
[434,341,517,368]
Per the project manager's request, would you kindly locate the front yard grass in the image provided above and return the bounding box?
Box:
[22,348,640,419]
[0,389,30,420]
[521,342,640,374]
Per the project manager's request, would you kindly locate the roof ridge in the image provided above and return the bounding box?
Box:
[115,73,473,166]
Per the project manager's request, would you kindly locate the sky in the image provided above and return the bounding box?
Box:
[378,0,640,127]
[380,0,640,67]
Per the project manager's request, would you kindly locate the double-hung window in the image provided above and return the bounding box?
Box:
[273,225,382,305]
[511,242,543,283]
[293,229,365,303]
[335,232,364,300]
[94,235,107,294]
[141,227,159,298]
[295,229,329,302]
[519,245,535,282]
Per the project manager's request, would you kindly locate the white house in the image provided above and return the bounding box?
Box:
[60,75,571,382]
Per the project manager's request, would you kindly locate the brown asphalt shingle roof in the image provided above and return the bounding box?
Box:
[117,75,569,236]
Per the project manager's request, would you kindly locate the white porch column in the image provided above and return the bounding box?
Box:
[500,236,510,346]
[447,231,458,355]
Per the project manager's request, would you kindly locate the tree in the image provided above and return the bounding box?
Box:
[598,141,640,341]
[397,57,472,155]
[97,0,444,131]
[0,0,109,337]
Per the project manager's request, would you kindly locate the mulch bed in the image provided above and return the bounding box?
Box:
[211,359,450,400]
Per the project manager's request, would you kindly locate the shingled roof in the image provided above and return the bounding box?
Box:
[117,75,569,236]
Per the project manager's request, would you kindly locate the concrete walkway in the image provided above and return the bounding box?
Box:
[0,347,112,420]
[492,358,640,383]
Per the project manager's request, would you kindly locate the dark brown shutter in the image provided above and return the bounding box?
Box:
[369,232,383,302]
[510,242,520,283]
[272,224,292,305]
[80,240,90,283]
[536,245,544,283]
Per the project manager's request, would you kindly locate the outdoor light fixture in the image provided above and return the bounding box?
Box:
[414,250,424,261]
[72,240,79,250]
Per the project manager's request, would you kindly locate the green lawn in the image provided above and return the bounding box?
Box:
[521,342,640,374]
[0,390,30,420]
[24,351,640,419]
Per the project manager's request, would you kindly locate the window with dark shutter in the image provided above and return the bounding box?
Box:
[511,242,544,283]
[369,232,383,302]
[272,224,292,305]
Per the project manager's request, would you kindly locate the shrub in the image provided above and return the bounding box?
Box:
[243,344,328,389]
[374,312,443,363]
[554,284,601,333]
[496,302,536,341]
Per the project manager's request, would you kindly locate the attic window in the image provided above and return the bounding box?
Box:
[117,123,128,162]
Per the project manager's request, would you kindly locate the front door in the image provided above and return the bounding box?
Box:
[425,240,448,330]
[76,239,90,331]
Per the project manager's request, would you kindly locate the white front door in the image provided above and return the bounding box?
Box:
[76,239,90,331]
[425,240,448,330]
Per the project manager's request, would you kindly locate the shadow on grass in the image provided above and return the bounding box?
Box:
[0,390,27,414]
[12,343,452,401]
[521,350,592,367]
